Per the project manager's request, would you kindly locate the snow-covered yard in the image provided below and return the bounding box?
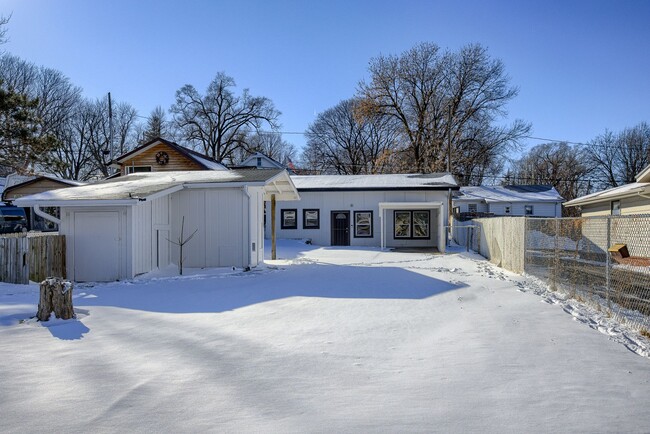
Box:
[1,240,649,433]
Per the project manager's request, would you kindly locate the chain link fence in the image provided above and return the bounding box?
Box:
[525,216,650,331]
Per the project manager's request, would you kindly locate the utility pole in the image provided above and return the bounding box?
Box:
[108,92,114,167]
[447,103,453,247]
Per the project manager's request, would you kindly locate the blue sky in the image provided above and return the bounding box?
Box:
[1,0,649,152]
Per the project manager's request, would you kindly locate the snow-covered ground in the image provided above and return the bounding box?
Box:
[1,240,649,433]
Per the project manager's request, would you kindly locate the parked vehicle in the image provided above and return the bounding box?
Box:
[0,206,28,234]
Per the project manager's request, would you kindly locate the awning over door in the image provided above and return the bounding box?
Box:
[378,201,445,252]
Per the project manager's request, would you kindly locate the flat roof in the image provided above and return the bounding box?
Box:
[291,173,458,191]
[455,185,564,203]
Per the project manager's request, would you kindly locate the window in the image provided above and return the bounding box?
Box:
[525,205,534,215]
[611,200,621,216]
[394,210,430,239]
[303,209,320,229]
[505,206,511,215]
[354,211,373,237]
[468,203,478,213]
[126,166,152,174]
[281,209,297,229]
[256,157,262,167]
[394,211,411,238]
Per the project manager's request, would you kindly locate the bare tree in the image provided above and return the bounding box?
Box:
[230,131,297,166]
[510,142,592,215]
[302,98,400,174]
[141,105,169,143]
[358,42,529,180]
[587,123,650,189]
[170,72,281,163]
[0,14,10,47]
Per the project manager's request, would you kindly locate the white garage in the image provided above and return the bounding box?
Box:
[15,170,299,282]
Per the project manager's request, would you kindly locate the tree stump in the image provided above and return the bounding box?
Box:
[37,278,75,321]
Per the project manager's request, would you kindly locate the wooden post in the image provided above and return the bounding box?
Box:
[271,194,277,260]
[37,277,74,321]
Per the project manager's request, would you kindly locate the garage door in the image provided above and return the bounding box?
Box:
[74,211,120,282]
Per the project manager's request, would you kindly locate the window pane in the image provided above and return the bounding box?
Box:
[282,210,296,228]
[304,210,319,227]
[525,205,533,215]
[413,211,429,238]
[394,211,411,238]
[355,211,372,237]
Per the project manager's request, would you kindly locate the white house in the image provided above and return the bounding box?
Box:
[268,173,458,252]
[453,185,564,218]
[237,152,288,170]
[15,170,299,282]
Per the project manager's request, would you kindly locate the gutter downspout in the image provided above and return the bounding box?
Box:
[33,205,61,226]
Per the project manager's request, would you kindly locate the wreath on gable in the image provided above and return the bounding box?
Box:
[155,151,170,165]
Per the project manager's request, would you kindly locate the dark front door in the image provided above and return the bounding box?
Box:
[331,211,350,246]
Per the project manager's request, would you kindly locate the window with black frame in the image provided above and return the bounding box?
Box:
[303,209,320,229]
[281,209,297,229]
[394,210,430,239]
[354,211,373,237]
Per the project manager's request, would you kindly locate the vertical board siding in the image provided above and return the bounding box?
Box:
[0,234,65,284]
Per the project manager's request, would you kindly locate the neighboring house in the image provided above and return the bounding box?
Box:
[2,173,84,231]
[237,152,288,170]
[453,185,564,218]
[269,173,458,252]
[110,137,228,176]
[563,164,650,217]
[15,170,299,282]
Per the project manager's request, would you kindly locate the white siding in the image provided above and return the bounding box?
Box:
[268,190,448,250]
[248,187,265,266]
[130,201,152,276]
[171,187,250,268]
[488,202,560,217]
[455,201,488,213]
[60,206,129,282]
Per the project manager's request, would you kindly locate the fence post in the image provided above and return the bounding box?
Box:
[606,216,611,309]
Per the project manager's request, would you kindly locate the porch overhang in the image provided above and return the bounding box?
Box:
[378,201,445,252]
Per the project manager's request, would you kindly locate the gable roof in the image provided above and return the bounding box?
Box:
[111,137,228,171]
[13,169,299,206]
[455,185,564,203]
[290,173,458,191]
[2,175,85,203]
[635,163,650,183]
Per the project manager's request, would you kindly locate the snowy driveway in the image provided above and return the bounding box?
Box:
[0,241,649,433]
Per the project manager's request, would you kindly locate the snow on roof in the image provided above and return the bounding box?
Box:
[564,182,650,207]
[455,185,564,203]
[290,173,458,190]
[14,169,286,204]
[190,153,229,171]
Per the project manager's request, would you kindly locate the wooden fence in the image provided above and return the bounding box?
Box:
[0,234,66,284]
